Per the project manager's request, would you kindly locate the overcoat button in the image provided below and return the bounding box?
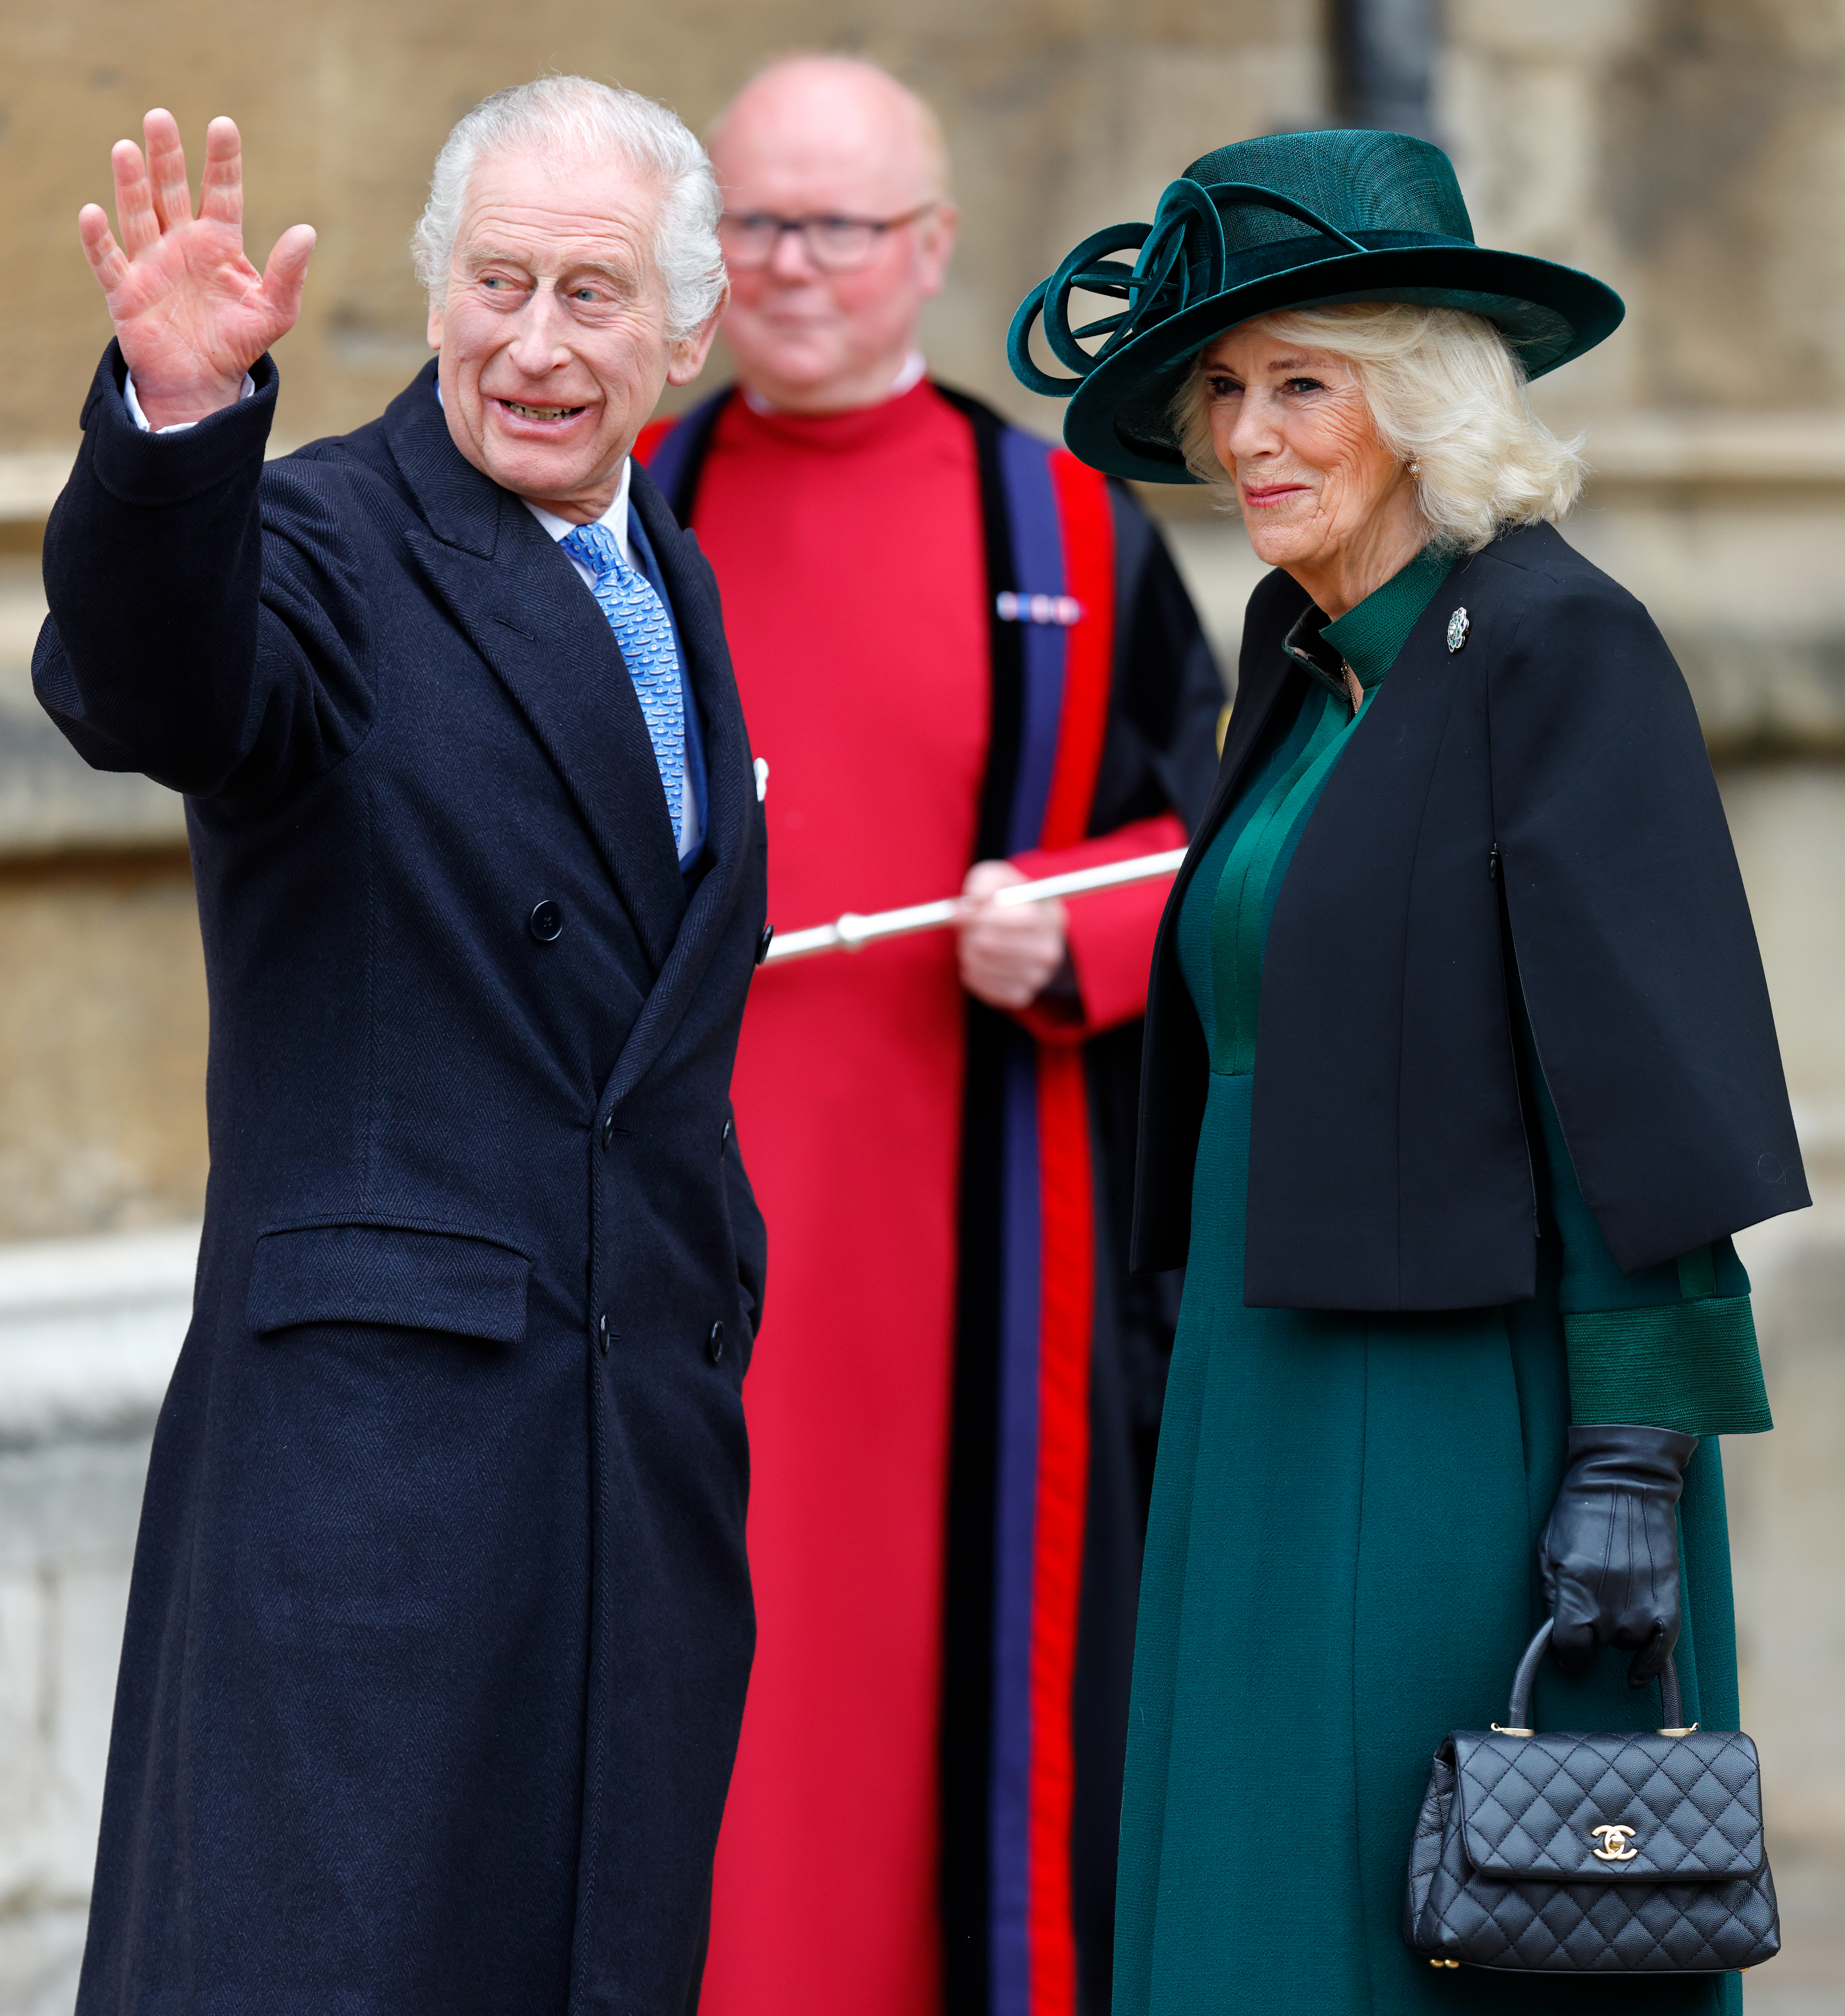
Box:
[707,1321,725,1365]
[756,924,774,965]
[601,1111,616,1149]
[597,1312,610,1355]
[529,900,564,943]
[721,1117,733,1151]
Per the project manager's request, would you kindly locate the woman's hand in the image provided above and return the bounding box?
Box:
[957,860,1069,1011]
[1537,1423,1698,1688]
[78,111,315,428]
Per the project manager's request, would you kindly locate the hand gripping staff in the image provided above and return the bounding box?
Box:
[759,848,1189,967]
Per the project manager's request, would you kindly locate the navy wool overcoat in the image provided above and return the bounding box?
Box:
[35,347,769,2016]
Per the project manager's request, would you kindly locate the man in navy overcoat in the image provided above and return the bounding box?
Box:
[35,79,767,2015]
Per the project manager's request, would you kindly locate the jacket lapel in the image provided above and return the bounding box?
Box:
[596,465,757,1111]
[382,377,685,972]
[1140,570,1308,1010]
[1166,637,1295,916]
[631,462,750,908]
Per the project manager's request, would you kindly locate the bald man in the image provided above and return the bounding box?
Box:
[638,57,1222,2016]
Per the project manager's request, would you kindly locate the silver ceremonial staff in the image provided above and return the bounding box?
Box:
[760,847,1190,966]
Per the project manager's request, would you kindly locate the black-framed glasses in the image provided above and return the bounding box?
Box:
[717,204,938,273]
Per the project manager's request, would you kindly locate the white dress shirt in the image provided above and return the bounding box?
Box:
[124,371,257,431]
[521,470,632,577]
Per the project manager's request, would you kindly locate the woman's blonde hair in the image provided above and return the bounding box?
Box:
[1170,302,1586,553]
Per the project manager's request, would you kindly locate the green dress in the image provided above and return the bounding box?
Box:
[1112,550,1772,2016]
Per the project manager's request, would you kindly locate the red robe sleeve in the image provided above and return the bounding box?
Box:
[1007,811,1188,1045]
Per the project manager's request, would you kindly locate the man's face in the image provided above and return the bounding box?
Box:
[429,146,721,520]
[710,77,956,411]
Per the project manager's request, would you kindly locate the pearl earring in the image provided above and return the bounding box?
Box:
[1407,457,1422,478]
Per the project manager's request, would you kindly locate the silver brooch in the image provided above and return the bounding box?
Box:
[1447,607,1471,653]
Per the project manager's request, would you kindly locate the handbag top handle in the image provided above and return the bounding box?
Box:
[1498,1619,1692,1737]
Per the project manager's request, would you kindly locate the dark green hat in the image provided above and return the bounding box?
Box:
[1008,128,1624,484]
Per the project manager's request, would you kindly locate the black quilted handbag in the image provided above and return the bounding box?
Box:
[1403,1621,1780,1973]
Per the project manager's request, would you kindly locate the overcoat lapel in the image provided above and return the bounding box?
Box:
[381,376,685,973]
[596,466,756,1112]
[631,459,751,903]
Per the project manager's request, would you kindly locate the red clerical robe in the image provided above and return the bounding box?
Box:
[638,380,1221,2016]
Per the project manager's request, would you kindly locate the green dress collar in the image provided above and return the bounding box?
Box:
[1283,544,1456,698]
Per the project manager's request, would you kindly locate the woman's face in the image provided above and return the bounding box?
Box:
[1201,319,1414,602]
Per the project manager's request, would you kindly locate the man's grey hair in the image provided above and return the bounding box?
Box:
[411,76,726,341]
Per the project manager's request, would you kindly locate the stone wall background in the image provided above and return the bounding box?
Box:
[0,1,1841,2008]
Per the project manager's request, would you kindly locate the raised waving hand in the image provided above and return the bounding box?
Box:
[79,110,315,429]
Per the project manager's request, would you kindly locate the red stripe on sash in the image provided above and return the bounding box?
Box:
[1026,1046,1095,2016]
[1022,443,1113,2014]
[1038,454,1116,850]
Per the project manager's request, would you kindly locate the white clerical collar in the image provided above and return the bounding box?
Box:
[522,458,633,568]
[740,348,928,417]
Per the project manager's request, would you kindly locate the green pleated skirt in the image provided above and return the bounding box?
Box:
[1112,1072,1745,2016]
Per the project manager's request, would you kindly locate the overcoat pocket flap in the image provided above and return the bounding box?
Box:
[1452,1730,1765,1882]
[248,1223,532,1344]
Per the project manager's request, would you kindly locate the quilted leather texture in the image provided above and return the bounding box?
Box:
[1404,1741,1781,1973]
[1452,1728,1765,1880]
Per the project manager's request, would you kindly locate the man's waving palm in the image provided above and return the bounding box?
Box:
[78,110,313,426]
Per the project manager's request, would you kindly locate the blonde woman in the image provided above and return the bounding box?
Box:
[1012,130,1804,2015]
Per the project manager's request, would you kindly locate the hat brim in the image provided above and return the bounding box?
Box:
[1061,244,1625,484]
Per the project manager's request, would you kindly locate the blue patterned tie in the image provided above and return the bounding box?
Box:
[559,521,687,849]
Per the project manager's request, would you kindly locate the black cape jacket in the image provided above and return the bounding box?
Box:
[1133,522,1807,1309]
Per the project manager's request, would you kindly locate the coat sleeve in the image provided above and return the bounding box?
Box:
[1487,546,1807,1269]
[34,344,375,805]
[1515,1005,1772,1435]
[1008,489,1224,1044]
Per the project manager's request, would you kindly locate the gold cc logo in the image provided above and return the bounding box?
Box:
[1590,1824,1640,1862]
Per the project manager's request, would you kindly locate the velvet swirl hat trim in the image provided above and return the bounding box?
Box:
[1009,128,1625,485]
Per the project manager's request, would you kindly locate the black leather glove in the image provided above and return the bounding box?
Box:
[1537,1423,1698,1687]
